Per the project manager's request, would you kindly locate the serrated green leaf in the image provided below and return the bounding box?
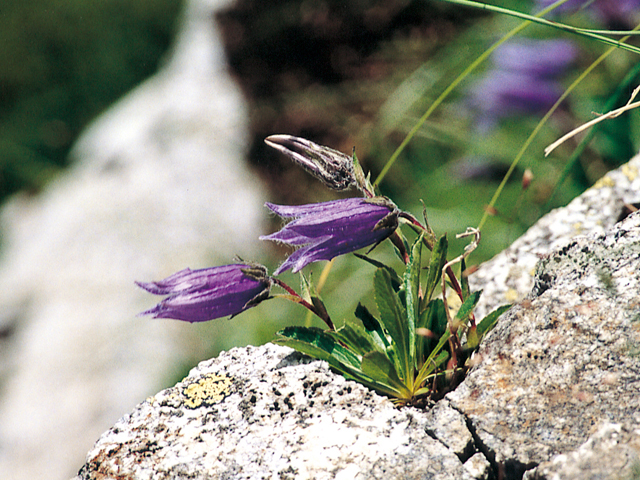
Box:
[274,326,361,370]
[374,268,410,383]
[423,235,448,305]
[327,320,384,357]
[361,351,412,398]
[455,290,482,323]
[403,234,423,369]
[355,303,390,352]
[275,327,413,399]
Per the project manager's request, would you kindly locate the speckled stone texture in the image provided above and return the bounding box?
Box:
[448,210,640,478]
[523,423,640,480]
[470,155,640,319]
[75,344,480,480]
[75,156,640,480]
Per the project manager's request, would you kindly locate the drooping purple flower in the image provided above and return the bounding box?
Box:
[260,197,399,275]
[136,264,271,322]
[467,39,576,131]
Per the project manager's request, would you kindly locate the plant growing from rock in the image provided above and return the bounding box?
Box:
[137,134,510,405]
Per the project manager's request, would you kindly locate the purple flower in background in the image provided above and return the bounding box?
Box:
[467,39,576,130]
[136,264,271,322]
[261,197,399,275]
[492,39,577,77]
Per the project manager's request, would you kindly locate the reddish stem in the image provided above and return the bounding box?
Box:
[272,278,336,330]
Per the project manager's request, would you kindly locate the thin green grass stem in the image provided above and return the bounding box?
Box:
[543,37,640,210]
[436,0,640,54]
[373,0,570,189]
[478,23,640,231]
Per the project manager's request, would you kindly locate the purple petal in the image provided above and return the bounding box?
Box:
[261,197,398,275]
[136,264,270,322]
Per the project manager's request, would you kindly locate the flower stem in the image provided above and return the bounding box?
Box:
[272,277,336,330]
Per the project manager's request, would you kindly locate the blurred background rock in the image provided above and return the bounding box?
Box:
[0,0,638,479]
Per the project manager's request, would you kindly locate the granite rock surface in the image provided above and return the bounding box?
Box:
[75,344,481,480]
[76,157,640,479]
[448,209,640,478]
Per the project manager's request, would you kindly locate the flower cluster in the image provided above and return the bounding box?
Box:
[137,135,508,404]
[137,137,398,324]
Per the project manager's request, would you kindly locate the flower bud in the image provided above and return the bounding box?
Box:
[265,135,357,191]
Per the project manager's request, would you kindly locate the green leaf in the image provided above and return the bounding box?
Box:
[327,320,384,357]
[374,268,410,383]
[417,298,447,367]
[354,253,403,288]
[274,326,361,370]
[403,234,423,369]
[275,326,412,399]
[455,290,482,323]
[298,272,331,327]
[415,329,451,388]
[477,304,511,339]
[466,325,480,350]
[299,272,313,303]
[361,351,412,399]
[355,303,391,352]
[423,235,448,306]
[414,349,450,393]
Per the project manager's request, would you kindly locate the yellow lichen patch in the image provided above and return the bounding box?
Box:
[183,374,233,408]
[504,288,519,303]
[621,163,638,182]
[593,175,615,189]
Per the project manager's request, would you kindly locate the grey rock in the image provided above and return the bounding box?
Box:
[425,400,475,459]
[523,423,640,480]
[464,453,492,480]
[75,344,477,480]
[0,1,265,479]
[470,155,640,319]
[74,156,640,479]
[448,209,640,477]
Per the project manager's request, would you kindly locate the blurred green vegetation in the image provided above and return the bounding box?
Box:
[218,0,640,261]
[210,0,640,353]
[0,0,184,200]
[2,0,639,361]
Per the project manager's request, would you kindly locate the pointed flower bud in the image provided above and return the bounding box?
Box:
[260,197,399,275]
[265,135,357,191]
[136,264,271,322]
